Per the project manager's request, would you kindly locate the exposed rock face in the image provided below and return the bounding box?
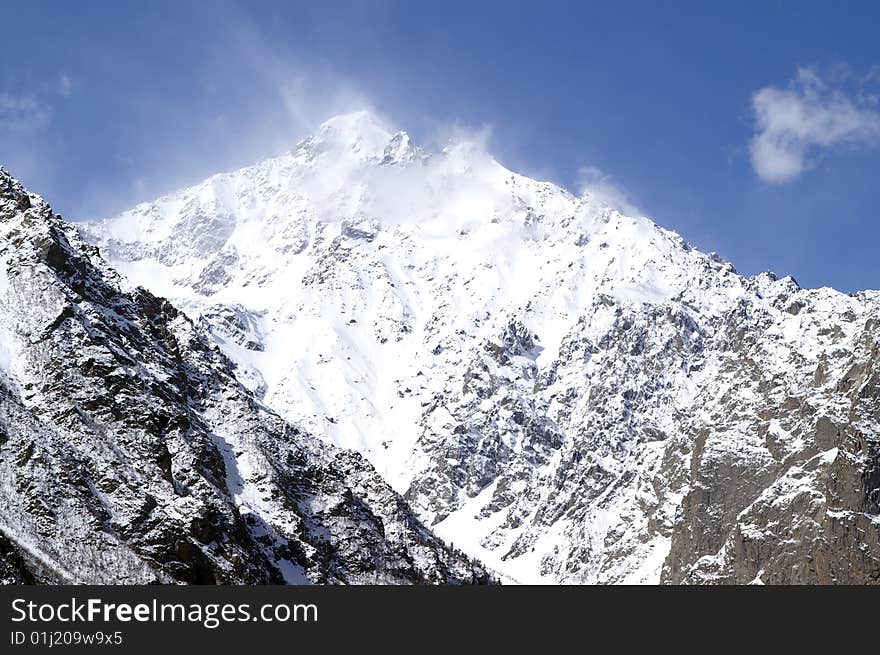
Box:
[663,297,880,584]
[0,167,491,585]
[81,112,880,584]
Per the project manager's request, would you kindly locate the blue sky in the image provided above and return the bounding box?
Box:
[2,1,879,291]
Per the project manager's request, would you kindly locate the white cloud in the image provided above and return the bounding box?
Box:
[0,72,72,134]
[749,67,880,183]
[0,94,51,132]
[279,74,377,136]
[58,73,74,97]
[577,166,641,216]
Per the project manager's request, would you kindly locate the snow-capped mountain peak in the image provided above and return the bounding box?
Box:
[304,109,430,170]
[318,109,392,144]
[83,116,880,585]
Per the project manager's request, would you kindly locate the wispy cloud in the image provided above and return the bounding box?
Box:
[58,72,74,98]
[0,93,52,132]
[577,166,641,216]
[749,67,880,184]
[0,70,75,133]
[279,74,377,136]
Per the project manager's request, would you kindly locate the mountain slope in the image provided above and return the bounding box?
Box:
[0,166,491,584]
[85,112,880,584]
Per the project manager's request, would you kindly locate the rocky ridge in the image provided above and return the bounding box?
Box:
[0,166,492,584]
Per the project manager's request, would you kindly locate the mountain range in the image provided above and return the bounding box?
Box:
[2,111,879,584]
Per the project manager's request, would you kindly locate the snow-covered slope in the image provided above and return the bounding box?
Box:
[0,166,491,585]
[85,112,880,584]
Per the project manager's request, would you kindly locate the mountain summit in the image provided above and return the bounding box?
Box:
[314,110,397,155]
[84,116,880,584]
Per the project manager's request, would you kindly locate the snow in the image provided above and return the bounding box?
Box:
[80,110,880,585]
[0,256,8,296]
[93,131,703,476]
[82,113,751,581]
[432,480,553,585]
